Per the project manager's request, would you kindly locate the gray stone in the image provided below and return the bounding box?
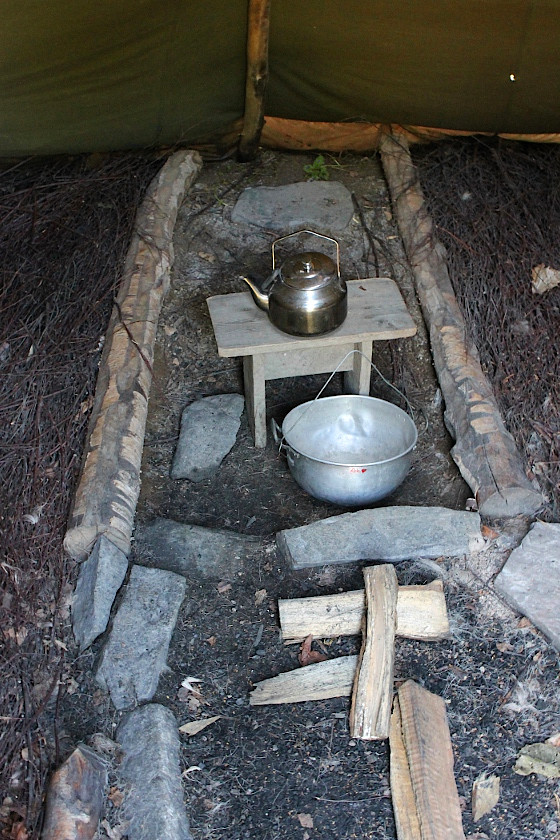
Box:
[231,181,355,232]
[277,506,485,569]
[494,521,560,650]
[134,517,262,578]
[118,704,191,840]
[72,535,129,650]
[171,393,244,482]
[96,565,185,710]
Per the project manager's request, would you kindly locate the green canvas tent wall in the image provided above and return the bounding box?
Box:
[1,0,560,157]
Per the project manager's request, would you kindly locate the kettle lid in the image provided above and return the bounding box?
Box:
[280,251,337,290]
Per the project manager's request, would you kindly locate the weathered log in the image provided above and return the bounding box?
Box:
[278,579,450,643]
[238,0,271,161]
[250,655,358,705]
[64,150,202,560]
[379,131,542,519]
[41,745,106,840]
[390,680,466,840]
[350,565,398,739]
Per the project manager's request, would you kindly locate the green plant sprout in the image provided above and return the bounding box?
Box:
[303,154,330,181]
[303,154,348,181]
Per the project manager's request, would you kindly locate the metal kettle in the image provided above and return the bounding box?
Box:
[241,230,347,336]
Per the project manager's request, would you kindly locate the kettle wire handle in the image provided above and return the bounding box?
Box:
[271,229,340,278]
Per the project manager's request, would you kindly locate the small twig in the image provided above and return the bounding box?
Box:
[351,192,380,277]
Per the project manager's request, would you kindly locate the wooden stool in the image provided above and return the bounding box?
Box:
[207,278,416,447]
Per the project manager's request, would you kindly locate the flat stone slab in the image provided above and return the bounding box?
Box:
[231,181,354,232]
[277,506,485,569]
[171,393,244,482]
[134,517,262,578]
[96,565,185,710]
[72,535,129,650]
[118,704,191,840]
[494,521,560,650]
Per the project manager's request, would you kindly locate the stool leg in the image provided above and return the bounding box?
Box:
[344,341,372,395]
[244,354,267,447]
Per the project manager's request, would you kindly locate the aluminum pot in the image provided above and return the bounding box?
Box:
[241,229,347,336]
[272,395,417,506]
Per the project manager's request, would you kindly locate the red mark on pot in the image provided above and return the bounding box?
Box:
[350,468,368,473]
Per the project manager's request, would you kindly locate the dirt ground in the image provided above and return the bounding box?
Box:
[125,152,558,839]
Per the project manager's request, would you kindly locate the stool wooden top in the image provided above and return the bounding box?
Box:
[207,278,416,357]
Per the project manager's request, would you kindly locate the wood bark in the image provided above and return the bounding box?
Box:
[41,745,107,840]
[379,131,542,519]
[279,580,450,643]
[250,655,358,705]
[259,118,560,153]
[349,565,398,739]
[390,680,466,840]
[64,150,202,560]
[238,0,271,161]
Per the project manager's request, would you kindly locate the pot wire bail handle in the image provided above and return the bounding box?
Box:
[271,348,421,454]
[271,229,340,277]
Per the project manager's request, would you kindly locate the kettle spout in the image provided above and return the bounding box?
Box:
[241,275,270,311]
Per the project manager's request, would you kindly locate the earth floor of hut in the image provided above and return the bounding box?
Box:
[78,152,559,840]
[2,146,559,840]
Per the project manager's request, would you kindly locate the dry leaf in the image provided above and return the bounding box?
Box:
[179,716,221,736]
[23,504,45,525]
[206,635,217,647]
[514,742,560,778]
[65,677,79,694]
[254,588,267,606]
[472,773,500,821]
[187,696,201,714]
[298,634,328,666]
[481,524,499,540]
[496,641,514,653]
[108,786,125,808]
[180,676,202,693]
[10,823,29,840]
[531,263,560,295]
[198,251,216,263]
[217,581,232,594]
[297,813,314,828]
[517,616,536,631]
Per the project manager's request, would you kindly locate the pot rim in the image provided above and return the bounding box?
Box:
[281,394,418,467]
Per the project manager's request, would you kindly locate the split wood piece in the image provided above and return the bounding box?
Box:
[390,680,466,840]
[238,0,271,161]
[64,150,202,560]
[279,579,450,644]
[41,744,107,840]
[250,655,358,705]
[350,565,398,740]
[379,131,542,519]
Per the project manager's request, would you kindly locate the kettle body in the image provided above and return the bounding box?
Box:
[242,230,347,336]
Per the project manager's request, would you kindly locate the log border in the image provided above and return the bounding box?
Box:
[64,150,203,560]
[379,132,542,519]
